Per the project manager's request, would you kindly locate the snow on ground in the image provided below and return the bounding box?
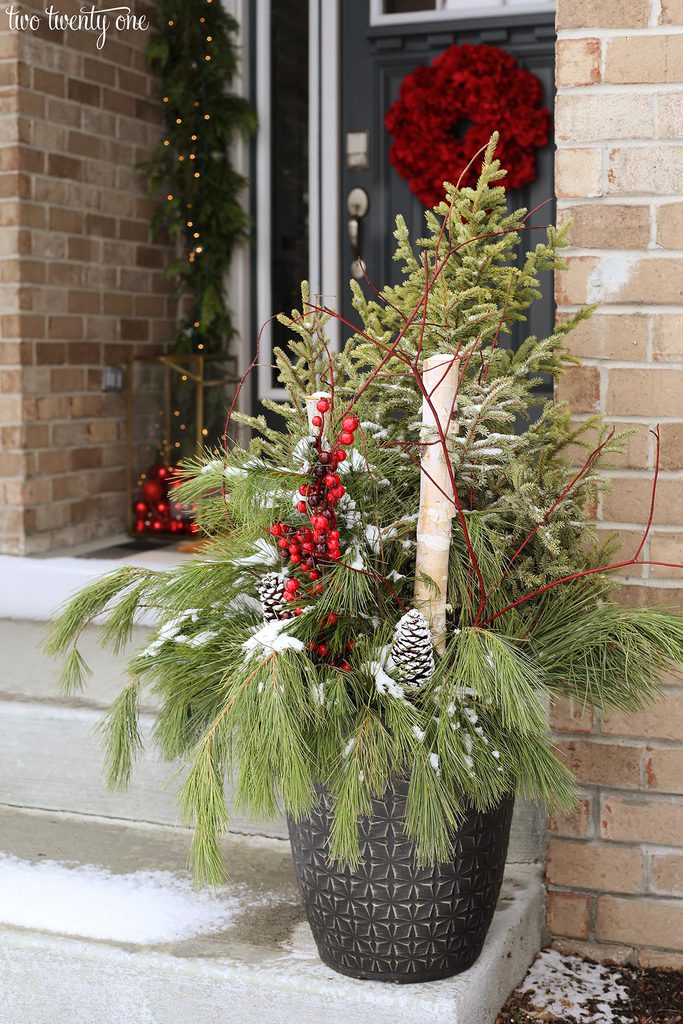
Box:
[520,948,632,1023]
[0,853,258,944]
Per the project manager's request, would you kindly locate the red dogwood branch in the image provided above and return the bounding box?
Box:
[480,427,676,627]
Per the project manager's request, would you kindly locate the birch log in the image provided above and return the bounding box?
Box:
[306,391,331,433]
[414,354,460,653]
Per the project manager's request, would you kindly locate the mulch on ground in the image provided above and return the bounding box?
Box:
[496,948,683,1024]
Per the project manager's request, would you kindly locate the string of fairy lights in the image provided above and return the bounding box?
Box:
[130,1,255,536]
[143,0,256,355]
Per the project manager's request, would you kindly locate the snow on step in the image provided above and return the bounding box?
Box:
[0,854,261,944]
[0,806,545,1024]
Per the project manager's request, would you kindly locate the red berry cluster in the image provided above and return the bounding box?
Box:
[266,399,360,639]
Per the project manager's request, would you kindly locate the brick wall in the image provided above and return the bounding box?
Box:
[550,0,683,967]
[0,2,175,554]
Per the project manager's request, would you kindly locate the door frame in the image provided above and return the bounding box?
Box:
[253,0,340,404]
[369,1,555,27]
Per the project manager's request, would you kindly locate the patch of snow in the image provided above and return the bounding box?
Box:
[311,681,325,706]
[231,538,278,568]
[226,593,262,615]
[342,737,356,758]
[223,464,248,480]
[345,546,366,571]
[180,630,218,648]
[292,436,315,472]
[142,609,200,657]
[365,524,397,553]
[412,725,425,743]
[371,661,405,700]
[243,619,305,661]
[360,421,388,441]
[0,854,255,945]
[429,752,440,776]
[520,948,631,1024]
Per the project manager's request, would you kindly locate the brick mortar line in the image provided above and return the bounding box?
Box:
[557,83,683,94]
[572,358,683,369]
[563,249,683,258]
[555,139,683,148]
[608,578,683,589]
[574,783,683,804]
[557,28,683,40]
[558,303,683,314]
[549,836,683,857]
[557,196,683,207]
[602,469,683,478]
[552,731,683,749]
[551,832,683,852]
[548,883,683,910]
[599,524,683,535]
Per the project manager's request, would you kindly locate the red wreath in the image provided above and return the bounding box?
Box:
[385,43,550,207]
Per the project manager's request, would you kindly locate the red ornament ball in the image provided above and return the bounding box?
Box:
[312,415,322,427]
[133,501,147,516]
[316,398,330,414]
[338,431,355,446]
[385,43,549,207]
[342,416,359,431]
[141,479,165,504]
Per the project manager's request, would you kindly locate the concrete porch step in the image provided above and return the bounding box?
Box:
[0,806,544,1024]
[0,619,547,861]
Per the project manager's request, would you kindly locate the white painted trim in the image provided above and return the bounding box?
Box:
[221,0,252,434]
[369,0,555,27]
[308,0,322,316]
[314,0,340,346]
[255,0,278,402]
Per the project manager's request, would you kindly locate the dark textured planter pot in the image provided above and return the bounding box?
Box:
[287,780,514,984]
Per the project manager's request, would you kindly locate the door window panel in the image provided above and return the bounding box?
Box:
[270,0,309,389]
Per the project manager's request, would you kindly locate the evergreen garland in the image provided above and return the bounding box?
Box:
[143,0,257,354]
[49,137,683,884]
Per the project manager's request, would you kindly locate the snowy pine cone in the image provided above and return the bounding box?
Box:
[258,572,287,622]
[391,609,435,687]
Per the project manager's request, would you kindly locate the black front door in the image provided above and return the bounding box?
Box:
[339,5,556,352]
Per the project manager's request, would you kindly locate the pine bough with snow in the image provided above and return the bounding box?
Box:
[49,138,683,883]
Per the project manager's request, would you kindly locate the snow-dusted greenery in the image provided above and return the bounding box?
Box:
[48,138,683,884]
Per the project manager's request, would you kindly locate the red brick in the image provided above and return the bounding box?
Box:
[548,839,643,893]
[548,892,591,939]
[556,738,642,788]
[549,795,595,839]
[597,895,683,949]
[601,795,683,846]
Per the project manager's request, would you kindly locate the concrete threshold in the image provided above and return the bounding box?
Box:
[0,807,544,1024]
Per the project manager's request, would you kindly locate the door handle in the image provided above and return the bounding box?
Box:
[347,187,369,280]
